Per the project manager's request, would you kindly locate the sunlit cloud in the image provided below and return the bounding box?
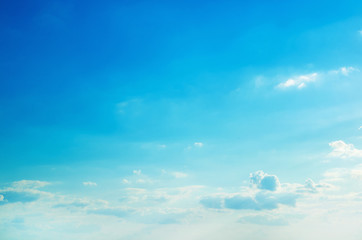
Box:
[328,140,362,159]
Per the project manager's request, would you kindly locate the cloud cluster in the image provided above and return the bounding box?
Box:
[328,140,362,159]
[200,171,299,211]
[250,171,280,191]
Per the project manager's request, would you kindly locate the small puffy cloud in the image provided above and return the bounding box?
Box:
[358,126,362,130]
[277,73,318,89]
[328,140,362,159]
[304,178,317,192]
[297,178,332,193]
[133,170,141,175]
[194,142,204,147]
[250,171,280,191]
[0,195,3,201]
[83,181,97,187]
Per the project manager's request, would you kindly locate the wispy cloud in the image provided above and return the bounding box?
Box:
[277,73,318,89]
[194,142,204,147]
[276,66,359,90]
[329,66,358,76]
[83,181,97,187]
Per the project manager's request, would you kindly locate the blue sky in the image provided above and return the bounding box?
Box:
[1,0,362,239]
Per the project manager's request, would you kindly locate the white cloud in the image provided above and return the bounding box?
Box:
[276,66,358,90]
[11,180,50,189]
[194,142,204,147]
[358,126,362,130]
[277,73,318,89]
[328,140,362,159]
[329,66,358,76]
[83,181,97,187]
[250,171,281,191]
[133,170,142,175]
[0,195,3,201]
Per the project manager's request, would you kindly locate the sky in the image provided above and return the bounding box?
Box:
[1,0,362,239]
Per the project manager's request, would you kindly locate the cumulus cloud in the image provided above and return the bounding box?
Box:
[133,170,142,175]
[194,142,204,147]
[328,140,362,159]
[83,181,97,187]
[250,171,280,191]
[296,178,333,193]
[277,73,318,89]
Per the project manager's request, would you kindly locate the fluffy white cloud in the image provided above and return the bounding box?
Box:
[250,171,280,191]
[194,142,204,147]
[277,73,318,89]
[83,181,97,187]
[328,140,362,159]
[133,170,142,175]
